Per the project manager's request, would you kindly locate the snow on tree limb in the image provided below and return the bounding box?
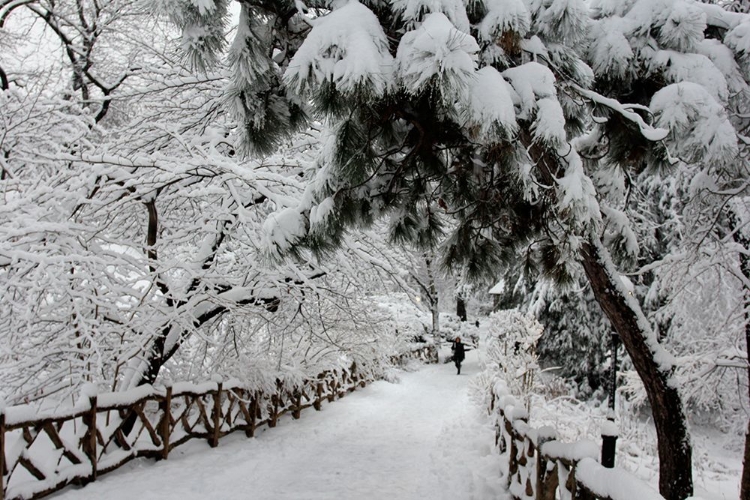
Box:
[396,12,479,104]
[284,1,394,98]
[570,84,669,141]
[650,82,739,168]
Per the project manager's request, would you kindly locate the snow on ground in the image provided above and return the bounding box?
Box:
[51,348,507,500]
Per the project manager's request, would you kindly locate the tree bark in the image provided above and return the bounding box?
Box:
[456,295,467,322]
[424,253,440,335]
[742,271,750,500]
[728,210,750,500]
[580,234,693,500]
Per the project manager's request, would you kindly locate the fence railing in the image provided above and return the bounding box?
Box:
[0,344,438,500]
[489,379,666,500]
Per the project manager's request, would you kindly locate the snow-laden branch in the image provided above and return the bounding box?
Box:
[102,71,231,101]
[570,84,669,142]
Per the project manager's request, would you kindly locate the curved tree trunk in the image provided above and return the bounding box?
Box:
[581,234,693,500]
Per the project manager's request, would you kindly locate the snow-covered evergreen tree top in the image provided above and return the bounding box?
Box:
[155,0,749,282]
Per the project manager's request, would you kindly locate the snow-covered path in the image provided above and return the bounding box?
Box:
[52,348,506,500]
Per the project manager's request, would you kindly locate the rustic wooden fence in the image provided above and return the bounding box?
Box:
[0,344,438,500]
[490,379,666,500]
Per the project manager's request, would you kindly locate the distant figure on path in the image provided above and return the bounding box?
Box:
[452,337,466,375]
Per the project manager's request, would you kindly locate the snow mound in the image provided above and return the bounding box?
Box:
[392,0,471,33]
[396,12,479,105]
[479,0,531,41]
[502,62,556,119]
[650,82,738,167]
[464,67,518,142]
[284,1,394,98]
[588,18,634,79]
[262,207,308,259]
[576,457,664,500]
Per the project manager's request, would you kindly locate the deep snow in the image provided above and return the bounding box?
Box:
[51,348,507,500]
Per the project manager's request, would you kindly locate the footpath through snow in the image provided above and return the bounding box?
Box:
[52,348,507,500]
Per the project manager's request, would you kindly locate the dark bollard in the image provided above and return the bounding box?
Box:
[601,420,618,468]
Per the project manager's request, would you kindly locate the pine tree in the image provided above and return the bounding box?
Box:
[531,282,612,395]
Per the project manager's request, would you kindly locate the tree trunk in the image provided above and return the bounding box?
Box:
[580,233,693,500]
[456,295,467,322]
[740,312,750,500]
[729,210,750,500]
[424,253,440,336]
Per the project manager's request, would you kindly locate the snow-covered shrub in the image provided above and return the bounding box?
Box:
[166,290,433,392]
[439,312,461,339]
[468,368,496,410]
[438,312,482,345]
[537,371,576,400]
[480,310,544,411]
[374,293,431,341]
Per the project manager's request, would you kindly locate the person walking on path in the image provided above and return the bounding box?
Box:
[452,337,466,375]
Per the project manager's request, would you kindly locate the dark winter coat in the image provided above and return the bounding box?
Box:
[453,341,466,362]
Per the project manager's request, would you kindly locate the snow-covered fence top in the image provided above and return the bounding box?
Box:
[490,379,665,500]
[0,344,437,500]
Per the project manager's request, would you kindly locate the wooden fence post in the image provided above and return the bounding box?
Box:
[574,481,597,500]
[269,394,278,428]
[82,392,98,482]
[537,457,558,500]
[210,380,223,448]
[246,392,257,438]
[339,373,344,397]
[1,402,5,500]
[292,388,302,420]
[506,419,517,489]
[535,434,556,500]
[524,438,534,497]
[356,363,367,388]
[327,375,335,402]
[314,381,322,411]
[535,451,544,500]
[160,385,172,460]
[497,411,507,452]
[270,380,281,428]
[566,462,577,498]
